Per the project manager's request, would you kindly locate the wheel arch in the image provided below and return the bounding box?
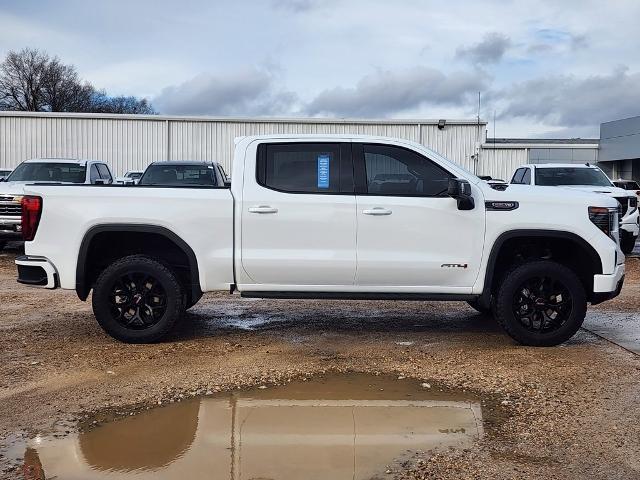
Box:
[479,229,603,307]
[76,224,202,302]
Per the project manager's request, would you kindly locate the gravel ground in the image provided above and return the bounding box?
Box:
[0,245,639,479]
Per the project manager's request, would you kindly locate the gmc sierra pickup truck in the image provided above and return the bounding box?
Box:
[15,135,625,346]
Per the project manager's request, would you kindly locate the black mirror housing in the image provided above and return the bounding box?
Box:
[448,178,475,210]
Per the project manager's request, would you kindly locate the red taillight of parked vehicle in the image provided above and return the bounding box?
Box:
[21,196,43,241]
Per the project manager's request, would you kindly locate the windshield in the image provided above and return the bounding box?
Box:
[535,167,613,187]
[6,162,86,183]
[139,164,217,186]
[615,181,640,190]
[126,172,142,179]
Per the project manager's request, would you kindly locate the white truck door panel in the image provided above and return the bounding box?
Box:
[353,143,485,289]
[240,141,357,286]
[356,195,484,288]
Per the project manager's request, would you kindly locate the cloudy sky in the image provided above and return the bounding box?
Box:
[1,0,639,137]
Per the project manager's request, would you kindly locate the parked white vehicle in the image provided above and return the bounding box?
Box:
[0,168,12,181]
[15,135,625,346]
[0,158,115,250]
[510,163,639,253]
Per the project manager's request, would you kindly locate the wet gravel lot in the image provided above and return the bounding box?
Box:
[1,244,639,479]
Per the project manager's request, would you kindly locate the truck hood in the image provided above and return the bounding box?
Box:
[482,183,619,209]
[559,185,634,198]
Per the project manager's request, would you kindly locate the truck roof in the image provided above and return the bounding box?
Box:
[23,158,89,165]
[529,163,599,169]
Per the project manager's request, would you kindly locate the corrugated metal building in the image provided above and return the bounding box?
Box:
[0,112,487,177]
[599,115,640,181]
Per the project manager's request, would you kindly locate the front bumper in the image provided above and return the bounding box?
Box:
[591,263,625,304]
[15,255,58,288]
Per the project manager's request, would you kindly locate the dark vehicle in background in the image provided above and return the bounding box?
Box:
[138,161,229,187]
[0,158,114,250]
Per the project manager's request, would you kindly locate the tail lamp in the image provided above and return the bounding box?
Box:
[21,196,43,241]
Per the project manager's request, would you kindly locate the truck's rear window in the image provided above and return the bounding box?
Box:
[7,163,86,183]
[139,165,217,186]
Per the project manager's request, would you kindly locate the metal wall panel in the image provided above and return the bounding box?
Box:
[0,113,486,177]
[479,148,527,181]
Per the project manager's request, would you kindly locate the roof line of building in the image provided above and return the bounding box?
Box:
[0,111,488,126]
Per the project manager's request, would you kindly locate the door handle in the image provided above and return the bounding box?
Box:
[362,207,392,216]
[248,205,278,214]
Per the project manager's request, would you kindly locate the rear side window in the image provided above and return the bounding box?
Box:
[257,143,351,194]
[90,165,100,183]
[511,168,525,184]
[97,164,112,181]
[360,144,452,196]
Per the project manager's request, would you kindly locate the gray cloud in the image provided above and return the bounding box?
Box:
[271,0,325,12]
[153,68,297,116]
[456,33,511,65]
[498,67,640,127]
[305,67,488,117]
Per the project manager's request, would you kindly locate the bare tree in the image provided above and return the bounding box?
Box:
[0,48,49,111]
[0,48,156,114]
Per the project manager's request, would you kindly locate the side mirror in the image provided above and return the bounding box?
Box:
[448,178,475,210]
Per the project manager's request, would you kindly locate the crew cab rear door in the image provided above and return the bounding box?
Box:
[239,141,356,286]
[352,142,485,290]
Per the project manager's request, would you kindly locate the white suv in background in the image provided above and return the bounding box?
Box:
[511,163,639,253]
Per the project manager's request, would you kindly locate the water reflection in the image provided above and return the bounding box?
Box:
[24,375,484,479]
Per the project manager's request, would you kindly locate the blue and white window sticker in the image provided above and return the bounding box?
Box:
[317,154,330,189]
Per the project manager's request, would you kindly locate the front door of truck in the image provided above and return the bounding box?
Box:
[240,141,357,287]
[353,142,485,291]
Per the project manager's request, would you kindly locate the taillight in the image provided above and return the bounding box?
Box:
[588,206,617,241]
[21,196,42,241]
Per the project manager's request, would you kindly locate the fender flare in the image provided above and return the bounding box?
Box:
[76,224,202,301]
[478,229,603,308]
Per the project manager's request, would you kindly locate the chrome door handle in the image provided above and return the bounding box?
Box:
[248,205,278,214]
[362,207,392,216]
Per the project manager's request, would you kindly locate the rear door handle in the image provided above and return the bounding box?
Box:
[362,207,392,216]
[248,205,278,214]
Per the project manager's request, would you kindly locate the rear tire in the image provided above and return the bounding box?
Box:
[92,255,185,343]
[620,235,637,255]
[494,260,587,347]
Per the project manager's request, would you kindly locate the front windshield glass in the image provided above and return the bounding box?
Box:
[139,165,217,186]
[6,162,86,183]
[127,172,142,179]
[535,167,613,187]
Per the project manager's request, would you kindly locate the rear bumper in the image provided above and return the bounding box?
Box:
[15,255,58,288]
[591,263,625,304]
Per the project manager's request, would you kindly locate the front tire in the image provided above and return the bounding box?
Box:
[494,260,587,347]
[620,234,637,255]
[92,255,185,343]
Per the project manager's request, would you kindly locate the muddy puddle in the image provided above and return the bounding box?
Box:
[17,374,484,479]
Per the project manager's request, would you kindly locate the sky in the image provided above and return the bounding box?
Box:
[1,0,639,138]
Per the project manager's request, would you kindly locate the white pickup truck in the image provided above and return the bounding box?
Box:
[15,135,625,346]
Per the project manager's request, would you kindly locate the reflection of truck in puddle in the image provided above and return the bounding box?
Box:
[24,397,483,480]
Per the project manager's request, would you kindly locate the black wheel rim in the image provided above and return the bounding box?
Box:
[108,272,167,330]
[512,275,573,333]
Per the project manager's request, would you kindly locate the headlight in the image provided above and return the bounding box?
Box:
[588,206,618,242]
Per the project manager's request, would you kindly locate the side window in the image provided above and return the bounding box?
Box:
[521,168,531,185]
[257,143,351,194]
[89,164,100,183]
[511,168,525,184]
[97,164,112,182]
[361,144,452,196]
